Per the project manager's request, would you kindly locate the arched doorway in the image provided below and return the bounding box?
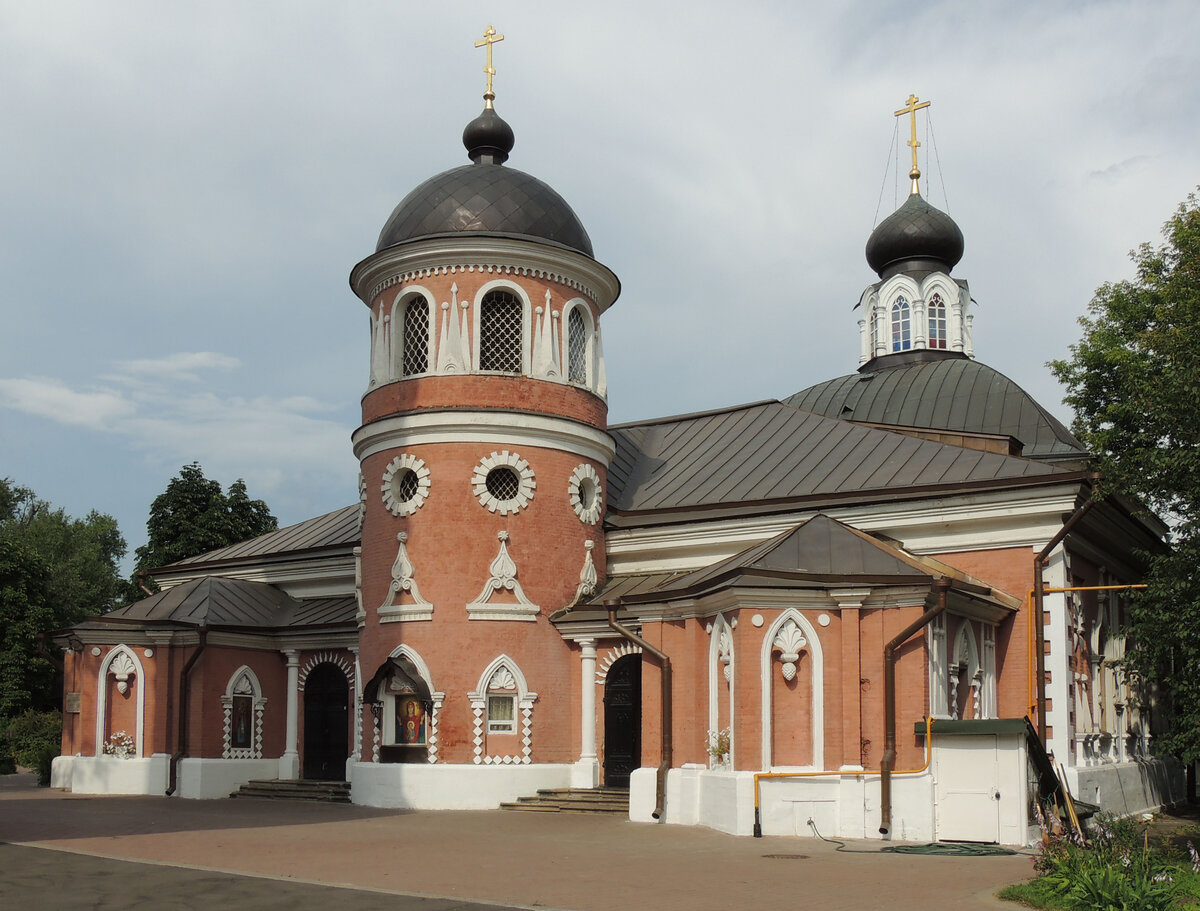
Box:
[603,654,641,788]
[303,663,349,781]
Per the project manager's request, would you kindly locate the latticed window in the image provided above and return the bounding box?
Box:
[567,308,588,384]
[479,290,523,373]
[485,466,521,502]
[891,296,912,352]
[927,293,947,349]
[401,298,429,375]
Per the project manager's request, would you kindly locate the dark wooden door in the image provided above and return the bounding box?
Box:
[603,654,641,788]
[303,664,348,781]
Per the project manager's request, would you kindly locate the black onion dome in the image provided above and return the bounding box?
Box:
[865,193,964,278]
[375,106,594,257]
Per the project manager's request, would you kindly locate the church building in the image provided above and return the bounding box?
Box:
[50,36,1179,844]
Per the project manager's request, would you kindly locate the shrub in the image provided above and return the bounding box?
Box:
[4,710,61,786]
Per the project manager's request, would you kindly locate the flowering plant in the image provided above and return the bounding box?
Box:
[706,728,730,763]
[102,730,136,759]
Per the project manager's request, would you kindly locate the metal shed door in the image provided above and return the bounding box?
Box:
[934,734,1001,842]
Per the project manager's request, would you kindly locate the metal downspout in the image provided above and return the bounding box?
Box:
[880,577,950,836]
[1034,496,1097,745]
[606,601,672,820]
[166,627,207,797]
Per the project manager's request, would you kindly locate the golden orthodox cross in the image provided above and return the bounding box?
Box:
[894,93,931,192]
[475,25,505,108]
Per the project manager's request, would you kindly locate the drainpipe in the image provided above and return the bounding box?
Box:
[136,571,155,597]
[35,632,64,673]
[166,627,207,797]
[1034,496,1097,745]
[880,577,950,836]
[606,601,672,820]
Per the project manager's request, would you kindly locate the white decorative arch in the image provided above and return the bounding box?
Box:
[390,285,436,378]
[760,609,824,770]
[382,644,444,763]
[221,665,267,759]
[472,279,535,374]
[950,622,982,720]
[297,650,355,691]
[560,297,596,388]
[95,644,146,758]
[708,613,735,767]
[596,643,641,684]
[468,654,537,765]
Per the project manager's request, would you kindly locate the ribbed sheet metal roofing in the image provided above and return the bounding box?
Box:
[785,357,1086,461]
[98,577,355,629]
[606,400,1065,514]
[157,505,360,570]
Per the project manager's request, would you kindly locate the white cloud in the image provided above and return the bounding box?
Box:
[0,377,136,430]
[113,351,240,380]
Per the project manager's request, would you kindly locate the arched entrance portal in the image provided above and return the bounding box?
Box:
[603,654,641,788]
[303,663,349,781]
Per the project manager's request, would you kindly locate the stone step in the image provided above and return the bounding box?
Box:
[501,788,630,815]
[230,779,351,803]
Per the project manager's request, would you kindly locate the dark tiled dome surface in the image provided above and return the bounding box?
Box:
[866,193,964,277]
[376,164,594,257]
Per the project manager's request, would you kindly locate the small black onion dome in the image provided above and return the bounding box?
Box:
[374,106,594,257]
[865,193,965,278]
[462,106,515,164]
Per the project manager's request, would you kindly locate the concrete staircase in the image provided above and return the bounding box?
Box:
[500,788,630,815]
[230,779,351,803]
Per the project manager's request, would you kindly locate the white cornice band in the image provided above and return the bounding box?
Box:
[353,410,616,465]
[350,237,621,313]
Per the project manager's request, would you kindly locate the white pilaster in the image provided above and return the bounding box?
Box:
[572,638,600,788]
[279,649,300,779]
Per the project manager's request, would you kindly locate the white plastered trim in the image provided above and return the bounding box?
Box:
[708,613,735,767]
[472,279,534,375]
[352,410,616,466]
[468,654,538,766]
[759,609,824,770]
[390,286,436,378]
[221,665,267,760]
[380,453,431,517]
[560,298,596,388]
[95,644,146,758]
[568,463,603,525]
[471,451,535,515]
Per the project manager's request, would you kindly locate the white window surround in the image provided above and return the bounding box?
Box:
[568,463,603,525]
[380,453,431,518]
[561,298,595,388]
[859,272,974,364]
[707,613,735,768]
[950,621,983,720]
[472,280,534,375]
[469,655,537,765]
[759,609,824,770]
[379,645,444,763]
[221,665,267,759]
[391,287,436,378]
[95,644,146,758]
[471,451,535,516]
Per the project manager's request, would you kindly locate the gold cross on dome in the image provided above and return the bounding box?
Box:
[475,25,505,108]
[894,93,931,193]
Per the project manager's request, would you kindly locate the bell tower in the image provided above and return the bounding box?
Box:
[347,29,619,795]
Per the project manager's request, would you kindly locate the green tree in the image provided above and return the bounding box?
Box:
[0,479,126,717]
[1051,190,1200,764]
[132,463,277,588]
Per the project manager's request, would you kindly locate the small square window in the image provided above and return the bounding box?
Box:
[487,694,515,733]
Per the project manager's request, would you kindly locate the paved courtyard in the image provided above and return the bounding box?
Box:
[0,773,1033,911]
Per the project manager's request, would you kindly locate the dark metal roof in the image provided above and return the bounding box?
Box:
[94,577,354,630]
[865,192,964,278]
[156,505,360,571]
[557,515,1017,622]
[375,163,594,257]
[605,400,1067,516]
[785,358,1087,462]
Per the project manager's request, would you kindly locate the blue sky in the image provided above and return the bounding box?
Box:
[1,1,1197,571]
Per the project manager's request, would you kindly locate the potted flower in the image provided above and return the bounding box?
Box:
[706,728,731,770]
[102,730,136,759]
